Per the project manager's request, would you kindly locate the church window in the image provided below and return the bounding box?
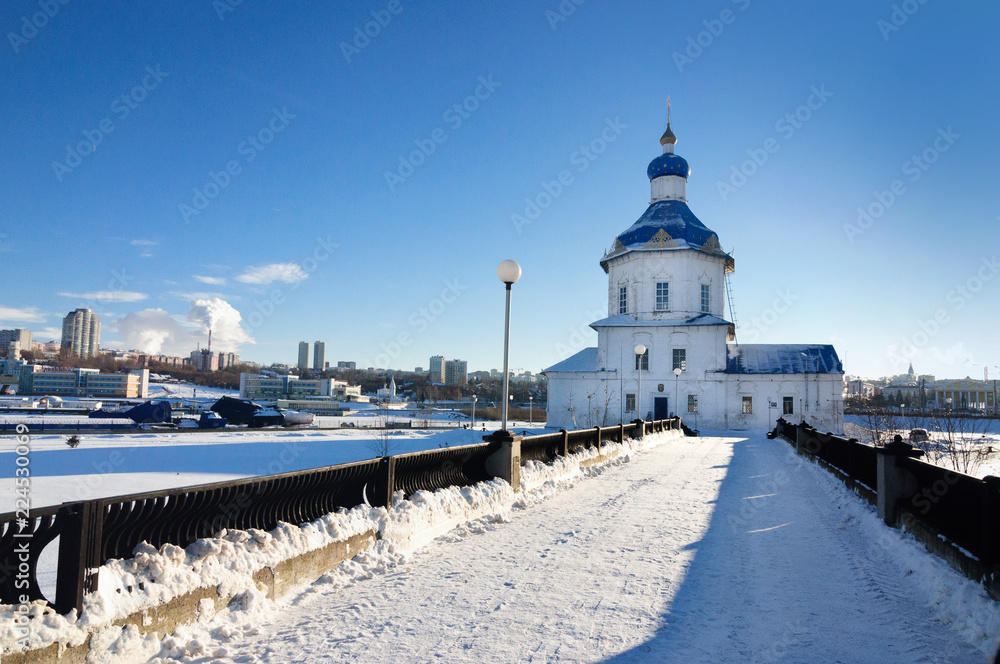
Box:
[701,284,710,313]
[783,396,794,415]
[619,286,627,314]
[655,282,669,310]
[635,349,649,371]
[687,394,698,412]
[625,394,636,411]
[672,348,686,371]
[742,396,753,414]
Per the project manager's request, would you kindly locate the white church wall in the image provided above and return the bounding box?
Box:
[606,251,728,320]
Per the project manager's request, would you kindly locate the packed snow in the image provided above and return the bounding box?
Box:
[4,429,997,662]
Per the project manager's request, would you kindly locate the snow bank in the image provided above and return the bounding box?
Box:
[1,430,682,662]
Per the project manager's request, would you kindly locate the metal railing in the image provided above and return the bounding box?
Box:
[0,417,682,614]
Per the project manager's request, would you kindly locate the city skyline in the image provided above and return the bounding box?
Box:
[1,2,998,379]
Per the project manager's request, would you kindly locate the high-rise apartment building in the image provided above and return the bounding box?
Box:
[61,308,100,358]
[297,341,309,370]
[0,329,31,359]
[429,355,446,383]
[313,341,326,371]
[445,359,468,386]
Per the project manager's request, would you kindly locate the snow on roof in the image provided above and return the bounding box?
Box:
[722,344,843,375]
[590,313,732,328]
[542,347,600,374]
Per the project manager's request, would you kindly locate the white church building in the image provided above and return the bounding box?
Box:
[543,123,844,432]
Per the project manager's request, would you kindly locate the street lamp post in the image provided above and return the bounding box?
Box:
[497,259,521,433]
[472,395,477,429]
[673,367,682,419]
[634,344,646,421]
[529,395,533,425]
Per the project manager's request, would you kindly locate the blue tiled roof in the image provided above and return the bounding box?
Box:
[722,344,843,374]
[614,200,731,258]
[590,314,732,328]
[543,348,599,373]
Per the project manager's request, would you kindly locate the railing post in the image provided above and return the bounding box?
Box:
[559,429,569,457]
[372,456,395,508]
[55,500,103,615]
[875,436,924,526]
[631,419,644,440]
[982,476,1000,568]
[618,423,625,443]
[593,426,601,448]
[485,431,522,492]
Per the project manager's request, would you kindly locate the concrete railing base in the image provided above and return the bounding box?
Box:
[5,530,376,664]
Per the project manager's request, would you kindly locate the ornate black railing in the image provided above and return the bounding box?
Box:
[0,417,682,614]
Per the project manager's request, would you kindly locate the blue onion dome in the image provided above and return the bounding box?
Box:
[647,152,690,180]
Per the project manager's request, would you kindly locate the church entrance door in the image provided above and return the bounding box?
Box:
[654,397,669,420]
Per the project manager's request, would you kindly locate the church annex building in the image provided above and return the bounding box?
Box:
[543,123,844,432]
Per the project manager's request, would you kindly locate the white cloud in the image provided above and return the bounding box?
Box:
[187,298,254,351]
[0,305,46,324]
[116,309,196,355]
[194,275,228,286]
[131,239,156,246]
[58,291,149,303]
[235,263,308,285]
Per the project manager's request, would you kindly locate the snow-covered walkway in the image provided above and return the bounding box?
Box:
[155,433,995,663]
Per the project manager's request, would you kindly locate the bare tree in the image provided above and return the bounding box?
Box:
[565,389,579,430]
[858,408,899,447]
[366,402,399,458]
[924,412,992,475]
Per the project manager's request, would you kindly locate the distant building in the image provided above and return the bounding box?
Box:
[239,373,360,401]
[61,308,101,358]
[469,370,491,383]
[189,349,219,372]
[337,361,356,370]
[18,365,148,398]
[218,351,240,370]
[297,341,309,370]
[429,355,446,383]
[846,380,875,398]
[0,329,32,358]
[313,341,326,371]
[444,359,468,386]
[377,375,402,403]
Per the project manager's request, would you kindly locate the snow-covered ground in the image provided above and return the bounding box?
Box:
[4,430,997,662]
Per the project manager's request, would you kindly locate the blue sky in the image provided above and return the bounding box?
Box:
[1,0,997,380]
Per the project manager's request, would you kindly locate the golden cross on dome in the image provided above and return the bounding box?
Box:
[667,95,671,125]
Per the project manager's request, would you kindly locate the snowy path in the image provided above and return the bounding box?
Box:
[154,433,991,663]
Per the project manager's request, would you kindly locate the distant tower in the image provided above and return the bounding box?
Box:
[61,308,101,358]
[429,355,446,383]
[297,341,309,370]
[313,341,326,371]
